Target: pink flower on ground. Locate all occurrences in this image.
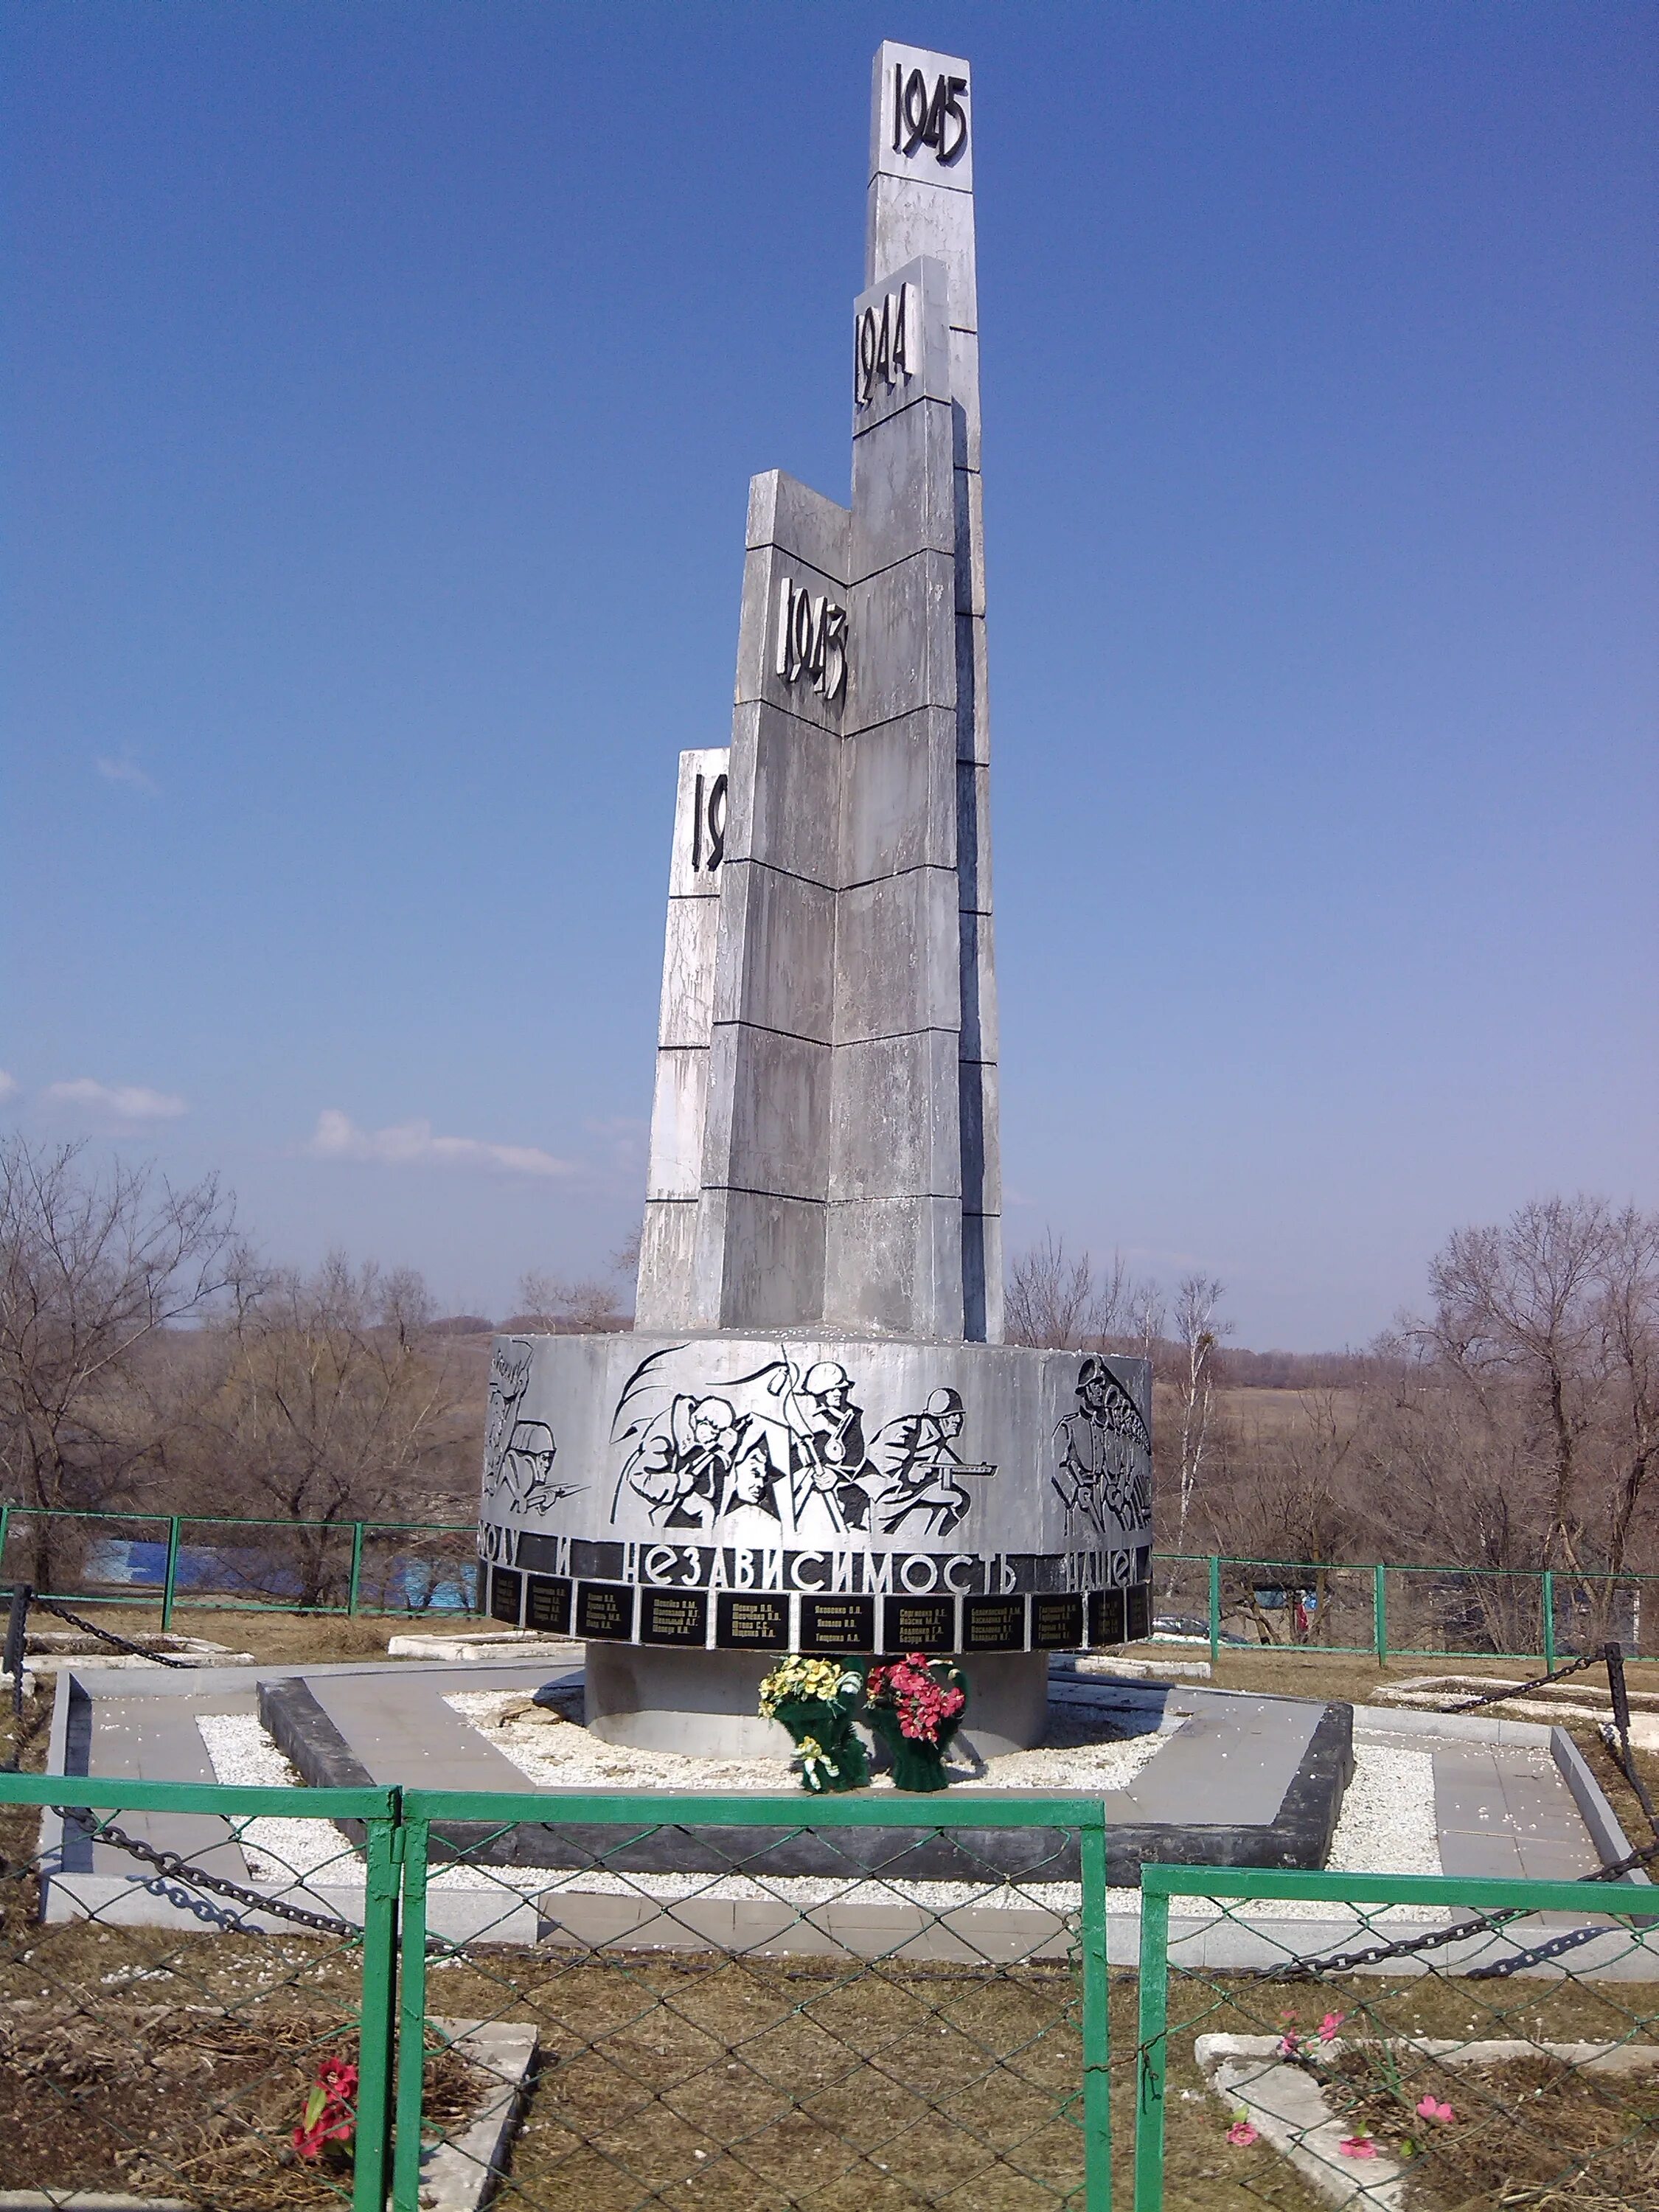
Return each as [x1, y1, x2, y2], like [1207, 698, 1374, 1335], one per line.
[1415, 2095, 1456, 2124]
[1276, 2031, 1304, 2059]
[1225, 2116, 1259, 2148]
[1317, 2011, 1346, 2042]
[1338, 2135, 1378, 2160]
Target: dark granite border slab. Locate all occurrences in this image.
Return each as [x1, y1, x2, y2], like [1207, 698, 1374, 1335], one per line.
[257, 1676, 378, 1846]
[257, 1671, 1354, 1885]
[1106, 1701, 1354, 1882]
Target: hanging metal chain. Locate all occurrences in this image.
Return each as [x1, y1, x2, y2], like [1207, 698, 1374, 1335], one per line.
[1269, 1641, 1659, 1981]
[27, 1592, 193, 1668]
[56, 1806, 364, 1939]
[1440, 1641, 1618, 1714]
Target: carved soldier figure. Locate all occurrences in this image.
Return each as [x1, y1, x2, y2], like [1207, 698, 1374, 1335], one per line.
[782, 1360, 875, 1537]
[872, 1388, 975, 1539]
[1052, 1357, 1152, 1543]
[490, 1418, 568, 1517]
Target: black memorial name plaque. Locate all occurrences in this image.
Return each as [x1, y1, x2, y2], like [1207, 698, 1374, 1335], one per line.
[639, 1587, 709, 1646]
[1030, 1593, 1085, 1651]
[1087, 1587, 1127, 1648]
[799, 1594, 876, 1655]
[961, 1596, 1028, 1652]
[1125, 1583, 1152, 1641]
[575, 1581, 637, 1642]
[880, 1596, 957, 1656]
[488, 1565, 524, 1627]
[717, 1592, 791, 1650]
[525, 1573, 573, 1636]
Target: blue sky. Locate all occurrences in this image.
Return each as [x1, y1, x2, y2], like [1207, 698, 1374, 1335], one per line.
[4, 3, 1655, 1349]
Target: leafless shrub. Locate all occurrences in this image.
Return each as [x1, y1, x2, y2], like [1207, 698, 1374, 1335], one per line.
[186, 1255, 466, 1605]
[0, 1136, 246, 1583]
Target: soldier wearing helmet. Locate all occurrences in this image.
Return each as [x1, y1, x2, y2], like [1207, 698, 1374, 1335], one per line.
[782, 1359, 874, 1535]
[1053, 1357, 1151, 1543]
[871, 1385, 985, 1539]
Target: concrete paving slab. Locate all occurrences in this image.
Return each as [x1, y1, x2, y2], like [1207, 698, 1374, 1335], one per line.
[66, 1690, 254, 1885]
[1433, 1742, 1601, 1882]
[301, 1671, 537, 1792]
[1110, 1697, 1322, 1826]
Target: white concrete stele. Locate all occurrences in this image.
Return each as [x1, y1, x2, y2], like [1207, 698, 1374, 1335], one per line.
[473, 46, 1155, 1739]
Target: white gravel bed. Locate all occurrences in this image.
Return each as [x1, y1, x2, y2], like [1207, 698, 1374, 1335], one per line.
[444, 1688, 1167, 1795]
[195, 1714, 359, 1885]
[1166, 1740, 1449, 1927]
[192, 1712, 543, 1893]
[1328, 1742, 1442, 1879]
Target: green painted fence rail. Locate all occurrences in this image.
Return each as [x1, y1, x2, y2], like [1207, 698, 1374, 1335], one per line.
[3, 1502, 1655, 1661]
[394, 1787, 1112, 2212]
[1131, 1861, 1659, 2212]
[8, 1771, 1659, 2205]
[1, 1770, 402, 2212]
[0, 1770, 1114, 2209]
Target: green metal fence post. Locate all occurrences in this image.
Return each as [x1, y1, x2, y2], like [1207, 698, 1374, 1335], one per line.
[392, 1812, 431, 2212]
[1133, 1874, 1171, 2212]
[0, 1502, 10, 1584]
[1543, 1568, 1557, 1670]
[1207, 1555, 1221, 1668]
[1374, 1562, 1388, 1666]
[1079, 1815, 1112, 2208]
[159, 1516, 181, 1631]
[347, 1522, 366, 1617]
[354, 1809, 403, 2212]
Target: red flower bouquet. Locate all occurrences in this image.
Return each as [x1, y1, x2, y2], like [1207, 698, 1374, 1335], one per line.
[293, 2053, 358, 2166]
[862, 1653, 968, 1792]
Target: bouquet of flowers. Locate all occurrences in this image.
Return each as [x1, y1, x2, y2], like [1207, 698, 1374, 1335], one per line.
[861, 1652, 967, 1792]
[758, 1655, 869, 1793]
[293, 2053, 358, 2166]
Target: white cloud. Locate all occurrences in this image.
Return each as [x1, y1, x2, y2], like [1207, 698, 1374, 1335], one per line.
[44, 1077, 187, 1121]
[95, 754, 158, 793]
[0, 1071, 17, 1103]
[306, 1109, 576, 1179]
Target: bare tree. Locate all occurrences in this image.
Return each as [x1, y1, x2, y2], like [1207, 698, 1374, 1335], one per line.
[0, 1138, 244, 1584]
[1599, 1204, 1659, 1579]
[1167, 1272, 1231, 1569]
[507, 1269, 623, 1332]
[1128, 1278, 1166, 1368]
[195, 1256, 463, 1606]
[1005, 1232, 1144, 1352]
[1415, 1195, 1659, 1580]
[610, 1222, 642, 1287]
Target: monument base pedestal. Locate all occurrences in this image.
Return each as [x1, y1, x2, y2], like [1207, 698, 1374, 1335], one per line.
[584, 1643, 1051, 1761]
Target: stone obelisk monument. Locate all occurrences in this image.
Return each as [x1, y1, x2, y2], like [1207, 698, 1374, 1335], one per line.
[478, 45, 1154, 1756]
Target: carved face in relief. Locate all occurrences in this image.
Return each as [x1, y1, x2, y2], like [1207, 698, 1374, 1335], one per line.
[802, 1361, 852, 1414]
[689, 1397, 737, 1453]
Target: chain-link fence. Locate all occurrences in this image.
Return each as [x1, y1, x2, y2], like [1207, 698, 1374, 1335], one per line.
[0, 1770, 400, 2212]
[4, 1505, 1657, 1660]
[1133, 1863, 1659, 2210]
[10, 1764, 1659, 2208]
[0, 1506, 482, 1625]
[392, 1787, 1114, 2212]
